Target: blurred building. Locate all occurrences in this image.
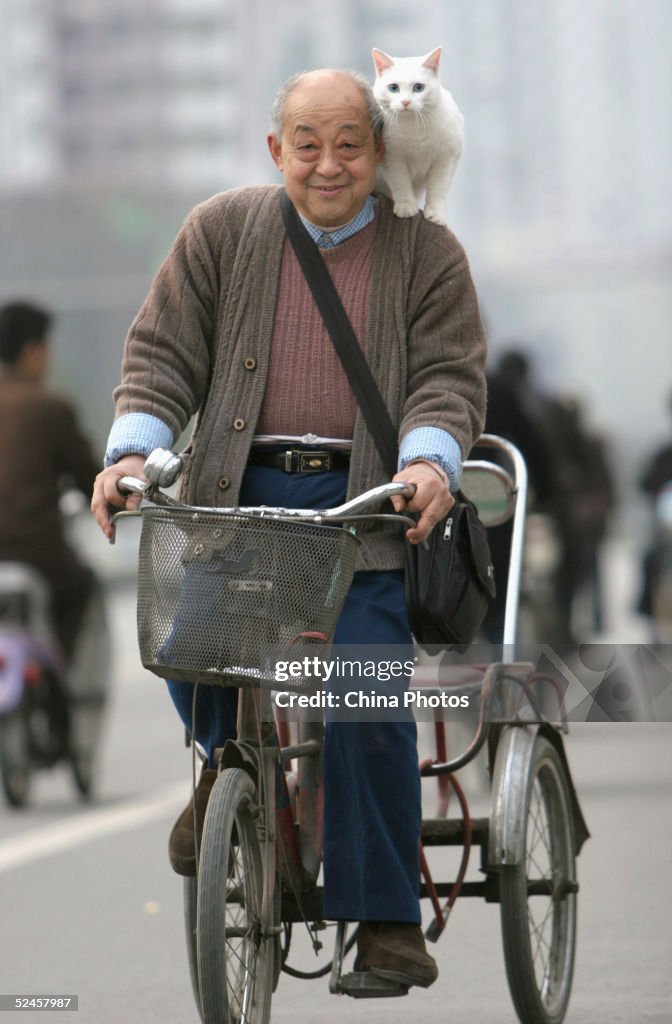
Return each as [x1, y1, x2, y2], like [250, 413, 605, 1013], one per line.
[2, 0, 670, 253]
[1, 0, 262, 188]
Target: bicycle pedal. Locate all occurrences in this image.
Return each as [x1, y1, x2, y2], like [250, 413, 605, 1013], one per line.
[339, 971, 409, 998]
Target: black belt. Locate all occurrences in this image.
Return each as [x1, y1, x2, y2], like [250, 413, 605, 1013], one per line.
[248, 448, 350, 473]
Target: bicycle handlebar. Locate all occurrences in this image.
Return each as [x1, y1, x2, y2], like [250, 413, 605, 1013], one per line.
[116, 476, 416, 522]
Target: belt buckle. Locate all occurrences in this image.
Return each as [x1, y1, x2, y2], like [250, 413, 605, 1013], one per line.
[299, 451, 331, 473]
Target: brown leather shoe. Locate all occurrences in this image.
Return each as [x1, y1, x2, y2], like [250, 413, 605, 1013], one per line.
[354, 921, 438, 989]
[168, 767, 217, 876]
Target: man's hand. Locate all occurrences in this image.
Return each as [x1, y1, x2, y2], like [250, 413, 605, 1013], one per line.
[91, 454, 148, 540]
[389, 460, 454, 544]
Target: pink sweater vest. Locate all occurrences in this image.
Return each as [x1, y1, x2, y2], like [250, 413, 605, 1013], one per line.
[256, 216, 378, 439]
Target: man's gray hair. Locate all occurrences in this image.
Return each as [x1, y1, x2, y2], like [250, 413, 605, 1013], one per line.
[270, 70, 383, 141]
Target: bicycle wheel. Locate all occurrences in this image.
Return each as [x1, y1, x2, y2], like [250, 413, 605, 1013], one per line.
[197, 767, 274, 1024]
[499, 735, 577, 1024]
[71, 749, 95, 800]
[183, 878, 204, 1023]
[0, 712, 31, 807]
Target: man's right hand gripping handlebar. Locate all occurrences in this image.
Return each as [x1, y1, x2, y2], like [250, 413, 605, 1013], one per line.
[91, 454, 148, 540]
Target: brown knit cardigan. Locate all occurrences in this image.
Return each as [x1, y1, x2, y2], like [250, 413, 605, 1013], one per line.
[114, 185, 487, 570]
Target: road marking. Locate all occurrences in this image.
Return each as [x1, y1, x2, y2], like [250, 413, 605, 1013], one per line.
[0, 781, 188, 874]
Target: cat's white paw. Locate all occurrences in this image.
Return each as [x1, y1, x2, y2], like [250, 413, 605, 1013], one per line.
[393, 200, 420, 219]
[424, 206, 447, 226]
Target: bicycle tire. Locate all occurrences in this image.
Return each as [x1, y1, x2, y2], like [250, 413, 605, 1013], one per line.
[499, 735, 577, 1024]
[183, 877, 204, 1023]
[197, 767, 274, 1024]
[0, 712, 31, 808]
[71, 750, 95, 800]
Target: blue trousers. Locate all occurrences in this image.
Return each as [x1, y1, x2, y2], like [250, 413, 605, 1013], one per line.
[167, 466, 421, 923]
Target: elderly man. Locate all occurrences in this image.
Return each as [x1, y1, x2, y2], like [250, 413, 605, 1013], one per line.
[92, 69, 486, 988]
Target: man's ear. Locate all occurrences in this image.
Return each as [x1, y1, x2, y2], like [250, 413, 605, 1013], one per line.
[267, 133, 283, 171]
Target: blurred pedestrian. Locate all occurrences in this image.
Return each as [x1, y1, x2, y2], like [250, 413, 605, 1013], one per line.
[481, 347, 614, 643]
[640, 391, 672, 500]
[558, 401, 615, 635]
[479, 348, 556, 643]
[0, 301, 99, 661]
[637, 390, 672, 632]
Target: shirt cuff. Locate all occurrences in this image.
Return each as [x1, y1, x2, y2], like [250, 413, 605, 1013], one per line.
[398, 427, 462, 492]
[104, 413, 174, 467]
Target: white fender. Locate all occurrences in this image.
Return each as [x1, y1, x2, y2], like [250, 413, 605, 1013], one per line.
[488, 724, 539, 866]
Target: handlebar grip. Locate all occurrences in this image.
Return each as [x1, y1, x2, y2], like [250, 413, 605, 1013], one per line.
[116, 476, 147, 497]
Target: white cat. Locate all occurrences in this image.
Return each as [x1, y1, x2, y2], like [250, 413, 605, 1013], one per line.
[372, 47, 464, 226]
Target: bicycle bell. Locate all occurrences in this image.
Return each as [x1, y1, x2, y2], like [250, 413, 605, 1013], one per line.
[143, 448, 184, 488]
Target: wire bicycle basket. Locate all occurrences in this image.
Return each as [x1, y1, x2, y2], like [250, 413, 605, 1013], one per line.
[136, 505, 359, 691]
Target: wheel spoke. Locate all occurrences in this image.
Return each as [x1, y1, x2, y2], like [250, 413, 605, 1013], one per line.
[529, 897, 554, 950]
[226, 937, 258, 1022]
[526, 781, 557, 992]
[528, 908, 552, 960]
[225, 837, 263, 1021]
[527, 847, 551, 883]
[528, 787, 545, 845]
[225, 942, 252, 1012]
[528, 815, 549, 872]
[526, 815, 553, 887]
[229, 861, 255, 893]
[527, 786, 552, 865]
[228, 970, 246, 1008]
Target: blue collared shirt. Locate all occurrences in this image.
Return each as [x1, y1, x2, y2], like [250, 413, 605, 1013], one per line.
[299, 195, 377, 249]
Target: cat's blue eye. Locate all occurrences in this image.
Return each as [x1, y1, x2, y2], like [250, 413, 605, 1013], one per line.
[413, 83, 425, 93]
[388, 83, 400, 93]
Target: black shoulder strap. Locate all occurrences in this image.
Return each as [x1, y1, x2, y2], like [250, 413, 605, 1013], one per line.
[279, 190, 398, 479]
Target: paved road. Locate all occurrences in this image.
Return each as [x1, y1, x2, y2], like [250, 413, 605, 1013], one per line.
[0, 583, 670, 1023]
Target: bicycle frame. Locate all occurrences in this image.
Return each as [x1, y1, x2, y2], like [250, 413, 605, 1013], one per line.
[227, 686, 324, 939]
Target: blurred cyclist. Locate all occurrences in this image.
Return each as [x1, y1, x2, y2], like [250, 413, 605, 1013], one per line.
[0, 301, 99, 662]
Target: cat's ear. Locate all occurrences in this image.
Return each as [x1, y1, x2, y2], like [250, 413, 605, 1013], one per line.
[372, 48, 394, 76]
[422, 47, 442, 74]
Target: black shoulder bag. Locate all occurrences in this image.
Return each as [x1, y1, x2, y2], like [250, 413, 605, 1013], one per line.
[279, 191, 495, 650]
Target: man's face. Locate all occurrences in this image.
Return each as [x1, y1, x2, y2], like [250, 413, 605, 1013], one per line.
[268, 72, 384, 229]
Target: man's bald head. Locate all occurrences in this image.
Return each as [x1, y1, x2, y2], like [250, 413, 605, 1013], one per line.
[270, 69, 382, 142]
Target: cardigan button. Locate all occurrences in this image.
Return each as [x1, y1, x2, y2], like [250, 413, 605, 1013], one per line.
[233, 418, 246, 431]
[243, 357, 257, 371]
[217, 476, 230, 490]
